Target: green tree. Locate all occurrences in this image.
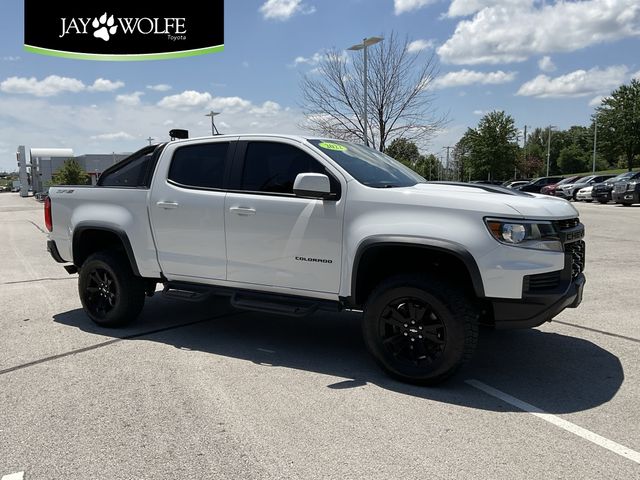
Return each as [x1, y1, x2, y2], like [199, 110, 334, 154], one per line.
[596, 79, 640, 171]
[385, 138, 420, 165]
[557, 145, 588, 173]
[461, 111, 519, 181]
[52, 159, 89, 185]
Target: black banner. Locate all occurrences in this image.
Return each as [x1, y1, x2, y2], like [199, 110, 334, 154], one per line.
[24, 1, 224, 60]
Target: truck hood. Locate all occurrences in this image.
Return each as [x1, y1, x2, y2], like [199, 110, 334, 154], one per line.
[403, 182, 579, 219]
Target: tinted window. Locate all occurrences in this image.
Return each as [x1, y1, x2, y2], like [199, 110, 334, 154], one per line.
[241, 142, 327, 194]
[308, 139, 423, 188]
[168, 143, 229, 189]
[100, 152, 153, 187]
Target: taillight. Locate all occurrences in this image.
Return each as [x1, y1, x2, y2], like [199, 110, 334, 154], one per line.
[44, 196, 53, 232]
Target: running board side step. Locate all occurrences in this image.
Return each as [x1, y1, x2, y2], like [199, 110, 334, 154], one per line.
[230, 292, 340, 317]
[162, 282, 214, 302]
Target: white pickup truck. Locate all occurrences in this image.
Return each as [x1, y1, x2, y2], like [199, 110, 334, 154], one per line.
[46, 134, 586, 384]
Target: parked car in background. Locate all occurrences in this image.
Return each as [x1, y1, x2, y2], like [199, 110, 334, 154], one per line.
[612, 171, 640, 206]
[540, 176, 582, 196]
[592, 171, 639, 204]
[576, 186, 594, 202]
[515, 176, 563, 193]
[504, 180, 530, 189]
[558, 174, 616, 201]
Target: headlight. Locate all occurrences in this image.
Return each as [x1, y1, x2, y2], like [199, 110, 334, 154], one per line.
[485, 218, 562, 251]
[628, 181, 638, 191]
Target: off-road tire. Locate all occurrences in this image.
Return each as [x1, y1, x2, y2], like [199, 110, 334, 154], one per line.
[78, 251, 145, 327]
[362, 275, 478, 385]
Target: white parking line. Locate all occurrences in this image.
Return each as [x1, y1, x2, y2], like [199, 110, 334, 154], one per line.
[2, 472, 24, 480]
[466, 379, 640, 465]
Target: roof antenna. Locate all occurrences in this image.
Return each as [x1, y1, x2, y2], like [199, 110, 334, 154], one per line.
[205, 110, 222, 135]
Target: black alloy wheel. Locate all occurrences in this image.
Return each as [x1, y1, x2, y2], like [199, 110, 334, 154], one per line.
[379, 297, 446, 367]
[84, 267, 118, 319]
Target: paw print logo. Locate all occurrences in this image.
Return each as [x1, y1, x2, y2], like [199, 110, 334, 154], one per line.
[92, 13, 117, 41]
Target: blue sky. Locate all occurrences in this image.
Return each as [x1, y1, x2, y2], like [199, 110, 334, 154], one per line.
[1, 0, 639, 171]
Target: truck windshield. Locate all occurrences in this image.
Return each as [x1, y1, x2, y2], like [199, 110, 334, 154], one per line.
[308, 139, 425, 188]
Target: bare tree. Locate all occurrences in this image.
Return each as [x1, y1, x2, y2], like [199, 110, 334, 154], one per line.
[299, 32, 446, 152]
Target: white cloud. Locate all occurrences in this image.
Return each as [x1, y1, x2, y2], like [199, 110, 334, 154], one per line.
[394, 0, 436, 15]
[438, 0, 640, 65]
[538, 56, 556, 73]
[589, 95, 605, 107]
[146, 84, 172, 92]
[407, 39, 435, 53]
[431, 69, 516, 89]
[88, 78, 124, 92]
[516, 66, 629, 98]
[293, 51, 324, 66]
[249, 101, 282, 116]
[633, 70, 640, 80]
[260, 0, 315, 20]
[2, 56, 20, 61]
[116, 91, 145, 106]
[0, 93, 304, 171]
[473, 109, 484, 115]
[0, 75, 85, 97]
[90, 132, 135, 141]
[446, 0, 527, 18]
[158, 90, 213, 110]
[209, 96, 252, 112]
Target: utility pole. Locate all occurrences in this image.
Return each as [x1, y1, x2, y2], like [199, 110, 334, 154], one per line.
[146, 137, 154, 146]
[445, 146, 451, 181]
[546, 125, 555, 177]
[592, 117, 598, 174]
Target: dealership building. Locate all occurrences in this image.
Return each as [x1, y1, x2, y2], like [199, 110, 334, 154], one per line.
[16, 145, 130, 197]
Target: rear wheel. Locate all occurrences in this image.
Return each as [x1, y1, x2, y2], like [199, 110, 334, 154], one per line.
[362, 275, 478, 385]
[78, 251, 145, 327]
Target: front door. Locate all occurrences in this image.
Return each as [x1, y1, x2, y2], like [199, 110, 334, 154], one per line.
[225, 139, 344, 293]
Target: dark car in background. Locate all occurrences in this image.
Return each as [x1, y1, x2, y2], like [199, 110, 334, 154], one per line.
[516, 176, 563, 193]
[557, 174, 616, 201]
[612, 171, 640, 206]
[540, 176, 582, 196]
[592, 171, 640, 204]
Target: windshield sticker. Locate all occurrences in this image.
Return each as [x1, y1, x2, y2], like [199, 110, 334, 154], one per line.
[318, 142, 347, 152]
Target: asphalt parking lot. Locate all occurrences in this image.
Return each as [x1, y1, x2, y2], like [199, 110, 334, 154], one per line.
[1, 193, 639, 479]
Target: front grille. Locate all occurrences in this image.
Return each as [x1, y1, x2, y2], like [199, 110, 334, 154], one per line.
[557, 218, 579, 229]
[565, 240, 586, 279]
[523, 270, 562, 292]
[614, 183, 627, 193]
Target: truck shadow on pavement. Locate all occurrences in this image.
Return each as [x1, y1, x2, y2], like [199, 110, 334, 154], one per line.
[54, 295, 624, 415]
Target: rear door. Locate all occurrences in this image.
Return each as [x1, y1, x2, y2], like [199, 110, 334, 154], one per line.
[224, 138, 345, 293]
[149, 138, 236, 280]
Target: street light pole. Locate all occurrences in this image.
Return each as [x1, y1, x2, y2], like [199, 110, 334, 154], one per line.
[348, 36, 383, 148]
[592, 117, 598, 174]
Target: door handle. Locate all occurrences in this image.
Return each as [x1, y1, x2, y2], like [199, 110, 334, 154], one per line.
[157, 201, 179, 209]
[229, 206, 256, 216]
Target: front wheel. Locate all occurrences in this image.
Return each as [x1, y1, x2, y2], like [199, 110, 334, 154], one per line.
[362, 275, 478, 385]
[78, 251, 145, 327]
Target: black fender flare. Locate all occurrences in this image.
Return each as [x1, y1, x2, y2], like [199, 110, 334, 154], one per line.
[72, 222, 141, 277]
[348, 236, 486, 304]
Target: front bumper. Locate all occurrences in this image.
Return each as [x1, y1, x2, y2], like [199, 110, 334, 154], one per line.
[612, 191, 639, 204]
[491, 273, 585, 329]
[592, 190, 612, 202]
